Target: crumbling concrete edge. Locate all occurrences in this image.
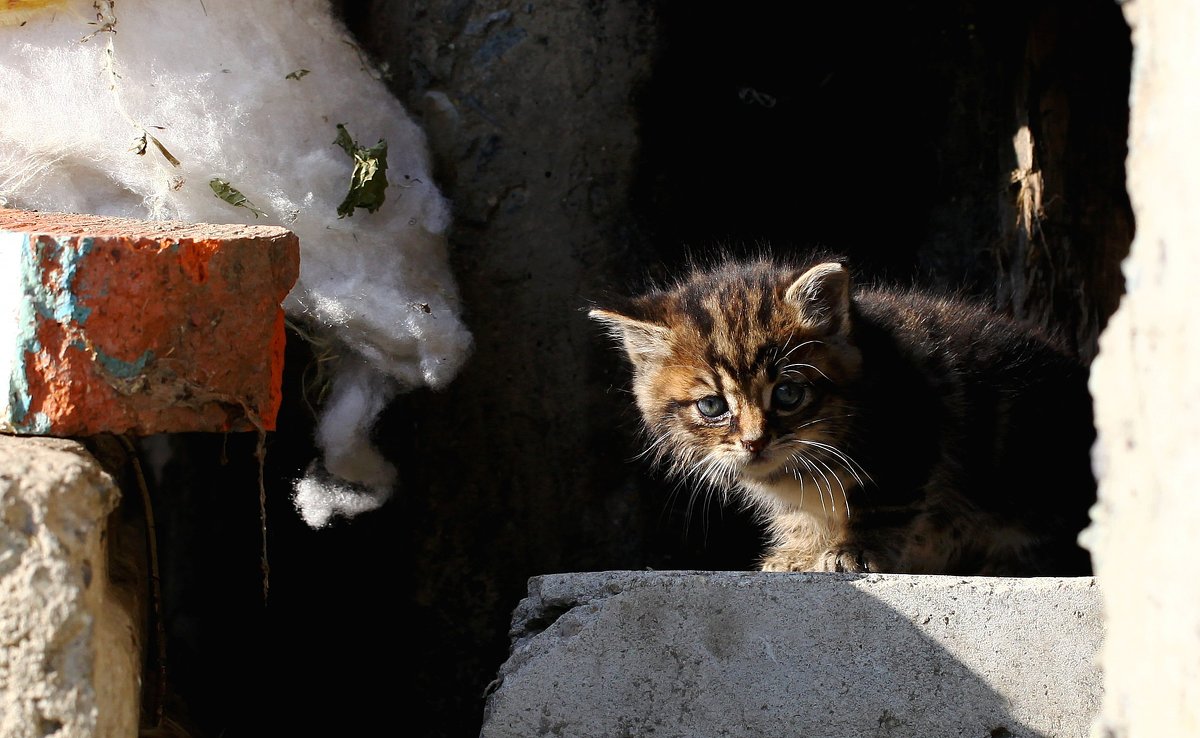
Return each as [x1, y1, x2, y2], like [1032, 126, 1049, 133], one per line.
[0, 435, 141, 738]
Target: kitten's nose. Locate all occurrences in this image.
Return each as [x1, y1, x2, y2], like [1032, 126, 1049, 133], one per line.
[742, 436, 768, 455]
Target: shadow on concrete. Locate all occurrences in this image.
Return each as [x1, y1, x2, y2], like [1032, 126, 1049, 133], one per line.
[479, 571, 1100, 738]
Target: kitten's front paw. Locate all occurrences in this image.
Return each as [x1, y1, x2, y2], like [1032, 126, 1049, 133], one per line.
[815, 545, 880, 573]
[760, 551, 818, 572]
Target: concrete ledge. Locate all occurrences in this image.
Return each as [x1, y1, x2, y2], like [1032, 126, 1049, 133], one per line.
[480, 571, 1102, 738]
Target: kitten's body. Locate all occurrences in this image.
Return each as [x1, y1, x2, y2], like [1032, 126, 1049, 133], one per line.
[591, 255, 1096, 575]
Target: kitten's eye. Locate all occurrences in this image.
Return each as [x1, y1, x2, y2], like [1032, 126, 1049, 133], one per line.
[696, 395, 729, 418]
[772, 382, 806, 411]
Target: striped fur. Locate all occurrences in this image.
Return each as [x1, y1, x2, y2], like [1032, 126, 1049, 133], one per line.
[591, 255, 1096, 575]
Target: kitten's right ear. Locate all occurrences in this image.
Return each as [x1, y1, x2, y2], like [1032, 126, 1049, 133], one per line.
[784, 262, 851, 335]
[588, 308, 672, 367]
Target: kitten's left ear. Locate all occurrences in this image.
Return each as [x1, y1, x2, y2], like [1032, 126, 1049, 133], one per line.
[784, 262, 851, 336]
[588, 308, 672, 368]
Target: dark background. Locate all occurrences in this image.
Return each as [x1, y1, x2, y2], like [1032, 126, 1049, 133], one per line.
[132, 2, 1133, 736]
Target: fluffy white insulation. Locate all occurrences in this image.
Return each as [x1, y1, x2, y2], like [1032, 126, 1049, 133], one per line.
[0, 1, 473, 527]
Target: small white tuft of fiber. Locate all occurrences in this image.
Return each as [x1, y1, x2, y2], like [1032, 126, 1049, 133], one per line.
[293, 462, 394, 529]
[314, 354, 399, 491]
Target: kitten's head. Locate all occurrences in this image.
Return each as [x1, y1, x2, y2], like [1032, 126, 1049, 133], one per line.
[590, 256, 866, 506]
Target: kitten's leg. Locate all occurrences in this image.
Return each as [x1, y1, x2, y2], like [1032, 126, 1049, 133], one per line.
[763, 539, 895, 573]
[758, 509, 900, 572]
[811, 510, 923, 573]
[760, 545, 821, 572]
[758, 509, 915, 573]
[758, 510, 834, 572]
[813, 545, 883, 573]
[822, 508, 995, 574]
[812, 539, 903, 573]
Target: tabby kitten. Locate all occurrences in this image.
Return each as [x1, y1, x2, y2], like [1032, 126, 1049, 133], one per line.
[590, 254, 1096, 576]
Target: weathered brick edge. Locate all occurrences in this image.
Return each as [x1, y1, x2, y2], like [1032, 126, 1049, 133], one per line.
[0, 208, 300, 435]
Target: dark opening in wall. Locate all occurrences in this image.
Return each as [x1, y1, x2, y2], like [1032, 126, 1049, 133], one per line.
[631, 0, 1133, 360]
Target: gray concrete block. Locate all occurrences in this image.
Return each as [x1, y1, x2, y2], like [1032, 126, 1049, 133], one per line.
[480, 571, 1101, 738]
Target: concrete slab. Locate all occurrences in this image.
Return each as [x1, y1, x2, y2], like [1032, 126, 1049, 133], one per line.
[480, 571, 1101, 738]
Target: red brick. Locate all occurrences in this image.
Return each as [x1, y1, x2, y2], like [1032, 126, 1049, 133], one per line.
[1, 209, 299, 435]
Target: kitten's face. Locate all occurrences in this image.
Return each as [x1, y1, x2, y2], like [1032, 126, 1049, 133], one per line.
[592, 259, 865, 503]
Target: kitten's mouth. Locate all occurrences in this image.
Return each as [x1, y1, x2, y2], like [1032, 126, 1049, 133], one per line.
[740, 451, 787, 479]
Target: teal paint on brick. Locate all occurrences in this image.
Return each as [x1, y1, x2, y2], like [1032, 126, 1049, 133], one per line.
[17, 410, 51, 434]
[9, 233, 41, 431]
[67, 338, 155, 380]
[7, 234, 98, 433]
[96, 347, 155, 379]
[26, 235, 94, 324]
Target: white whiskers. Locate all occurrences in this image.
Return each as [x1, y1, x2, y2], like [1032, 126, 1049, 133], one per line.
[776, 425, 871, 519]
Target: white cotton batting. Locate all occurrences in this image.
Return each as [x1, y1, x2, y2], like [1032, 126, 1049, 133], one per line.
[0, 0, 473, 526]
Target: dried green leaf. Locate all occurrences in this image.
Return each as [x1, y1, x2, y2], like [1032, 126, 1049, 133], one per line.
[332, 124, 356, 157]
[209, 177, 266, 218]
[332, 123, 389, 218]
[285, 68, 311, 80]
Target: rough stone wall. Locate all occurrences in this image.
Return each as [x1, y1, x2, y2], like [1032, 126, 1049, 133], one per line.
[0, 437, 140, 738]
[1082, 1, 1200, 735]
